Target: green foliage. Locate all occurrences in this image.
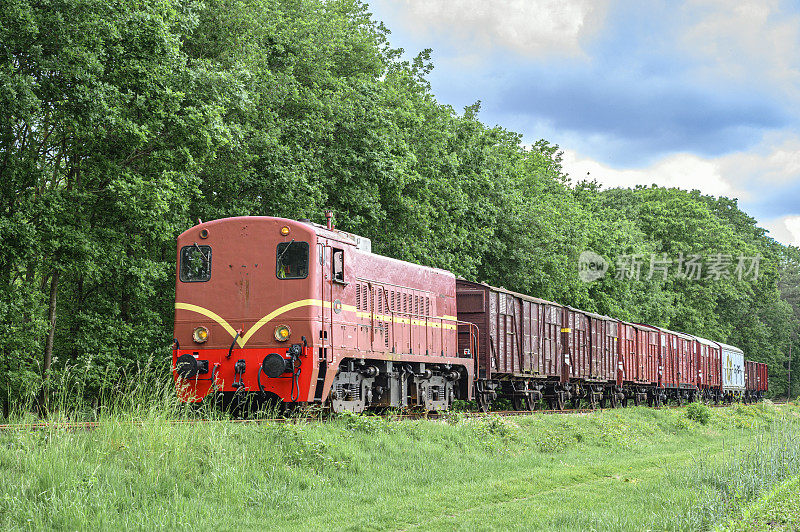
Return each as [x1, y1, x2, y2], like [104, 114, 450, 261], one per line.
[686, 402, 711, 425]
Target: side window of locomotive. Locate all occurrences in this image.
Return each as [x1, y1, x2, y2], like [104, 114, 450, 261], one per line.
[180, 245, 212, 282]
[332, 248, 345, 283]
[276, 241, 309, 279]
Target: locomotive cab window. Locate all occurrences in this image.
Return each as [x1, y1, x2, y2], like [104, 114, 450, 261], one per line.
[180, 245, 212, 282]
[276, 241, 309, 279]
[332, 248, 345, 283]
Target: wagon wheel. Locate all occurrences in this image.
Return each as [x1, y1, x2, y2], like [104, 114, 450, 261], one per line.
[610, 393, 619, 409]
[573, 397, 581, 410]
[512, 395, 527, 411]
[622, 396, 629, 408]
[589, 394, 598, 410]
[655, 394, 664, 408]
[476, 393, 491, 413]
[549, 393, 566, 411]
[599, 396, 609, 409]
[677, 394, 684, 406]
[633, 394, 641, 407]
[528, 397, 537, 412]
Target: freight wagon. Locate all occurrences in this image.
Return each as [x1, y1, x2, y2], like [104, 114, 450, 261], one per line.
[744, 360, 769, 402]
[718, 342, 745, 402]
[455, 280, 564, 411]
[693, 336, 722, 403]
[619, 322, 661, 406]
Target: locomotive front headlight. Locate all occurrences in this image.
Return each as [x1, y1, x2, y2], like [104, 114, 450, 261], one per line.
[192, 326, 209, 343]
[274, 324, 291, 342]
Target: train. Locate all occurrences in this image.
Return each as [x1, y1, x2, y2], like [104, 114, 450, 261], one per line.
[172, 215, 768, 412]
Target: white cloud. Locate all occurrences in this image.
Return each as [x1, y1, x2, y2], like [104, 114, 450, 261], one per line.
[561, 132, 800, 246]
[373, 0, 609, 57]
[681, 0, 800, 94]
[761, 215, 800, 246]
[562, 131, 800, 197]
[561, 149, 741, 198]
[716, 133, 800, 186]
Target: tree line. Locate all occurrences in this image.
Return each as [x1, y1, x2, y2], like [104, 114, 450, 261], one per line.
[1, 0, 797, 415]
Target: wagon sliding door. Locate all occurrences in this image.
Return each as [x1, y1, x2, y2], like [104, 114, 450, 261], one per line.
[542, 304, 561, 377]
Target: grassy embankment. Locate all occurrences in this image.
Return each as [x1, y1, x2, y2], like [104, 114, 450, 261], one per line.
[1, 392, 799, 530]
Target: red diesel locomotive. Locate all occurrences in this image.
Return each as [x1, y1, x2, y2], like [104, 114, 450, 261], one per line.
[172, 215, 477, 412]
[173, 215, 768, 411]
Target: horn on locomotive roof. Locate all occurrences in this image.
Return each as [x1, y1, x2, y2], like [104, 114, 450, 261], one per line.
[325, 210, 334, 230]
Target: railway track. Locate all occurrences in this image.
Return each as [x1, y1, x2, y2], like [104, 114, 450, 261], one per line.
[0, 400, 787, 432]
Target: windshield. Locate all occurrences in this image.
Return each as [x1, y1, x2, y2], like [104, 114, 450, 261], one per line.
[276, 241, 309, 279]
[180, 245, 212, 282]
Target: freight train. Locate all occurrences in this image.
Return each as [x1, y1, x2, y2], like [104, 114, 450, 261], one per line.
[172, 215, 768, 412]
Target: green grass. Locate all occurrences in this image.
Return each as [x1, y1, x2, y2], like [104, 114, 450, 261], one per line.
[722, 476, 800, 531]
[1, 400, 799, 530]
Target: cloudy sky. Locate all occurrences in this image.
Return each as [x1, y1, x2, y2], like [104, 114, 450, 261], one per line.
[368, 0, 800, 246]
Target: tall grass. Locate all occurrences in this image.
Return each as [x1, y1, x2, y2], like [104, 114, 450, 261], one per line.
[670, 402, 800, 529]
[2, 377, 799, 530]
[2, 355, 231, 425]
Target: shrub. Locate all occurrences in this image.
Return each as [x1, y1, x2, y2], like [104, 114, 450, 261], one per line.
[686, 402, 711, 425]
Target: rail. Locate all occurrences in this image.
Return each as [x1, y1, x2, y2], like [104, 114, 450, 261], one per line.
[0, 401, 787, 432]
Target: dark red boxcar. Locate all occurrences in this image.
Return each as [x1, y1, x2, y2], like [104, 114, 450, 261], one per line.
[456, 280, 563, 381]
[619, 322, 659, 385]
[693, 335, 721, 392]
[635, 324, 662, 386]
[745, 360, 757, 392]
[657, 328, 698, 397]
[744, 360, 768, 402]
[564, 308, 616, 383]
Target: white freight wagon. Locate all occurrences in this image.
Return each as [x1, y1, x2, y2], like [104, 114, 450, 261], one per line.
[717, 341, 745, 401]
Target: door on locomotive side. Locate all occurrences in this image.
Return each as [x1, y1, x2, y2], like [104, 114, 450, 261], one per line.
[320, 239, 350, 361]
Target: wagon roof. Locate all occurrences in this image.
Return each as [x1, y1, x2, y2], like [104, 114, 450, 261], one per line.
[566, 306, 616, 321]
[716, 341, 744, 354]
[456, 279, 563, 307]
[691, 335, 719, 347]
[630, 322, 661, 332]
[653, 326, 694, 340]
